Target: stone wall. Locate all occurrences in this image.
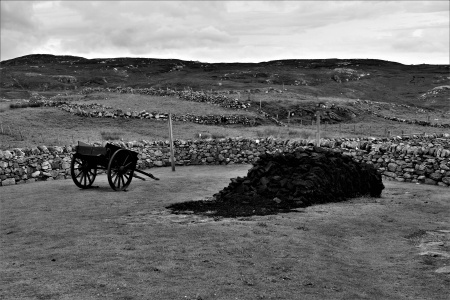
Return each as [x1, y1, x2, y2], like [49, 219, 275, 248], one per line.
[1, 134, 449, 187]
[41, 99, 258, 126]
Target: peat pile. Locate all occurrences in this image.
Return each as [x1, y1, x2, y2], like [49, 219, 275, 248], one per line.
[168, 147, 384, 217]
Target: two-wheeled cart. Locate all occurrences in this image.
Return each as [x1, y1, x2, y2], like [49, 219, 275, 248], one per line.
[71, 142, 159, 191]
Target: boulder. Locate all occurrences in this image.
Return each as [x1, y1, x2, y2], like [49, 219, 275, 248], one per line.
[1, 178, 15, 186]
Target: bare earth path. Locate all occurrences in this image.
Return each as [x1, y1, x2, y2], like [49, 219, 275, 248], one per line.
[1, 165, 449, 300]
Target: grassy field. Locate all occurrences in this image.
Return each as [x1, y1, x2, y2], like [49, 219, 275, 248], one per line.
[1, 94, 449, 150]
[71, 93, 258, 117]
[1, 165, 449, 300]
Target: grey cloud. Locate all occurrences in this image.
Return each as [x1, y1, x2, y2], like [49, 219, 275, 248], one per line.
[0, 1, 37, 31]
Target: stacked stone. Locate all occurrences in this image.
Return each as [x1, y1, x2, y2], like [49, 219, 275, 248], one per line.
[1, 135, 449, 187]
[79, 86, 251, 110]
[214, 147, 384, 208]
[257, 109, 287, 127]
[353, 99, 450, 128]
[0, 145, 73, 186]
[367, 141, 450, 186]
[40, 99, 256, 126]
[367, 111, 450, 128]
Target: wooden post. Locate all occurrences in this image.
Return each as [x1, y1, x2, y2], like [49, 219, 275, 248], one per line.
[369, 126, 371, 136]
[8, 126, 13, 136]
[168, 113, 175, 171]
[287, 111, 290, 127]
[19, 129, 23, 141]
[0, 123, 3, 134]
[339, 123, 342, 137]
[259, 99, 261, 110]
[316, 111, 321, 147]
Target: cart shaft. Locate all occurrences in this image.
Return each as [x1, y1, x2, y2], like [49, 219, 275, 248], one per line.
[134, 169, 160, 180]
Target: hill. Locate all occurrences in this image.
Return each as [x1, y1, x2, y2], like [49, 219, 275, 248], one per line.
[0, 54, 449, 150]
[1, 54, 449, 111]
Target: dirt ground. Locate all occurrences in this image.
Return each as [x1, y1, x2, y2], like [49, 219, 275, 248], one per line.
[1, 165, 449, 300]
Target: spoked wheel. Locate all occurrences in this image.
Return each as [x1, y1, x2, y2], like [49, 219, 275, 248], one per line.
[71, 155, 97, 189]
[107, 149, 136, 191]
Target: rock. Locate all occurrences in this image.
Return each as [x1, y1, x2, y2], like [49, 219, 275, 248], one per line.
[37, 145, 49, 153]
[435, 266, 450, 274]
[387, 163, 397, 172]
[273, 197, 282, 204]
[3, 151, 12, 159]
[154, 161, 163, 167]
[442, 177, 450, 185]
[31, 171, 41, 178]
[12, 148, 25, 156]
[1, 178, 15, 186]
[383, 171, 397, 178]
[429, 172, 442, 181]
[424, 178, 436, 185]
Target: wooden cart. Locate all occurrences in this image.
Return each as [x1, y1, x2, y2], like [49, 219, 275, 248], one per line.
[71, 142, 159, 191]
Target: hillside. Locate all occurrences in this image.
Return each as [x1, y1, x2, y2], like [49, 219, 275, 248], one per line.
[1, 54, 449, 150]
[1, 54, 449, 111]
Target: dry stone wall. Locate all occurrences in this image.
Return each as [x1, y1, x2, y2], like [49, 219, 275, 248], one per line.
[32, 98, 257, 126]
[80, 86, 251, 110]
[1, 134, 449, 187]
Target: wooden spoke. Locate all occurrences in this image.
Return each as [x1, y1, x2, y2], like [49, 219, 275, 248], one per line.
[70, 155, 97, 189]
[107, 149, 136, 191]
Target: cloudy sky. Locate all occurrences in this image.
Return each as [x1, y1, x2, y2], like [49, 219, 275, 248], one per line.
[1, 1, 449, 64]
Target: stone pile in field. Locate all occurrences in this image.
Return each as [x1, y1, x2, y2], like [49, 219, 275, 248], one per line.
[214, 147, 384, 208]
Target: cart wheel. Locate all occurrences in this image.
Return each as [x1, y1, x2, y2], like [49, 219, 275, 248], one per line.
[107, 149, 136, 191]
[71, 155, 97, 189]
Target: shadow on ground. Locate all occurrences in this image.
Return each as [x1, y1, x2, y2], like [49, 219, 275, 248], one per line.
[166, 196, 305, 218]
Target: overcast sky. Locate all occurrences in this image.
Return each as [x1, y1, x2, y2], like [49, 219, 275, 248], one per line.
[1, 1, 449, 64]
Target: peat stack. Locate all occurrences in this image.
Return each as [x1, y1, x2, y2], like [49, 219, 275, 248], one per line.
[214, 147, 384, 208]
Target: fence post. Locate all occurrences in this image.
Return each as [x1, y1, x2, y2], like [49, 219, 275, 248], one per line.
[316, 111, 321, 147]
[339, 123, 342, 137]
[168, 113, 175, 172]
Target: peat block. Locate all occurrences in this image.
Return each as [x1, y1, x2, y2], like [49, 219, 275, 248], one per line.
[214, 147, 384, 207]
